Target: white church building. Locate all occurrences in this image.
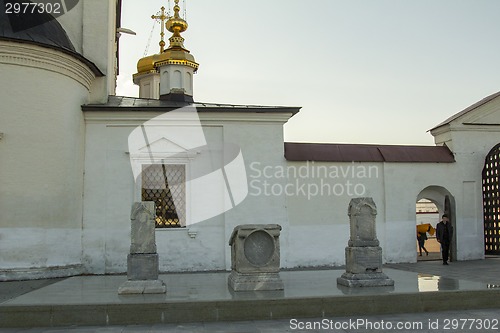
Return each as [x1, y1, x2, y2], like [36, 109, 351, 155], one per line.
[1, 0, 499, 280]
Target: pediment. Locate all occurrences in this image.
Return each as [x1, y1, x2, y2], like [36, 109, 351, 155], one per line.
[462, 107, 500, 125]
[138, 137, 188, 154]
[431, 91, 500, 132]
[459, 94, 500, 125]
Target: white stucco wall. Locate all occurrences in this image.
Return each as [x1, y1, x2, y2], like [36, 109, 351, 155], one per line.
[82, 121, 228, 274]
[159, 65, 195, 97]
[283, 161, 384, 268]
[284, 158, 485, 267]
[82, 111, 291, 274]
[382, 163, 459, 262]
[54, 0, 118, 102]
[81, 105, 491, 275]
[0, 42, 94, 279]
[83, 0, 117, 100]
[431, 98, 500, 260]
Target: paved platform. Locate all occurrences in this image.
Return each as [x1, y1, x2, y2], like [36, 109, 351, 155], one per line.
[1, 308, 499, 332]
[1, 258, 500, 331]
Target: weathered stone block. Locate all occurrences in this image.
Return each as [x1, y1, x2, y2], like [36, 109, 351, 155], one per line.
[130, 202, 157, 254]
[118, 202, 166, 294]
[337, 197, 394, 288]
[228, 272, 284, 291]
[337, 272, 394, 287]
[347, 197, 380, 247]
[345, 246, 383, 274]
[127, 253, 159, 281]
[118, 280, 166, 294]
[228, 224, 283, 291]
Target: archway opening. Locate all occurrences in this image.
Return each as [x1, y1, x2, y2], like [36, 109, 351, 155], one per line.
[416, 186, 456, 262]
[416, 199, 440, 261]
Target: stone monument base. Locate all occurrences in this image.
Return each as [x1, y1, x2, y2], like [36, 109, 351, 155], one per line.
[118, 280, 166, 295]
[344, 246, 383, 273]
[337, 272, 394, 287]
[228, 271, 284, 291]
[337, 198, 394, 288]
[127, 253, 159, 280]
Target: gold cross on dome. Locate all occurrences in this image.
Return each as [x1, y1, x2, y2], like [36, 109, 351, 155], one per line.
[151, 6, 168, 53]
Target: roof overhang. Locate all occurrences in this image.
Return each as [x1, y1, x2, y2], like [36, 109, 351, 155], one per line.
[83, 96, 301, 115]
[285, 142, 455, 163]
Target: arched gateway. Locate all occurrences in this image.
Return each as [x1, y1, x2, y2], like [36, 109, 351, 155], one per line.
[483, 143, 500, 255]
[417, 186, 456, 261]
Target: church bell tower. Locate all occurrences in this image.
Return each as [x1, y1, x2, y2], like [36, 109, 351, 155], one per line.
[133, 0, 198, 102]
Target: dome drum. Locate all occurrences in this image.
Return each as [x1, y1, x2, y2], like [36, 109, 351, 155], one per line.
[134, 0, 198, 100]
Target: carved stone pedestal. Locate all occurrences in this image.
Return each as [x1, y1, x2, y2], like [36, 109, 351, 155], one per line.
[118, 202, 166, 295]
[228, 224, 284, 291]
[127, 253, 159, 280]
[337, 246, 394, 287]
[337, 198, 394, 288]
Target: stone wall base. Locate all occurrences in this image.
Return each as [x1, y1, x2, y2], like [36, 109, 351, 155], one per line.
[0, 264, 83, 281]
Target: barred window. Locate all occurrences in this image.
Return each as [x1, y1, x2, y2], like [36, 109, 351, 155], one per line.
[141, 164, 186, 228]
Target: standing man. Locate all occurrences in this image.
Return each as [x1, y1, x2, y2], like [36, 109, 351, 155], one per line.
[436, 214, 453, 265]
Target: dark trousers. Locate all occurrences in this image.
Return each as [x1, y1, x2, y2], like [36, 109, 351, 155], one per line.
[441, 242, 450, 263]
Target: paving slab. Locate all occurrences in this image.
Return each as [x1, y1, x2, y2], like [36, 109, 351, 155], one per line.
[2, 309, 500, 332]
[1, 258, 500, 330]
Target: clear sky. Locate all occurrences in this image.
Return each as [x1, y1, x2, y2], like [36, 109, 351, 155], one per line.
[116, 0, 500, 145]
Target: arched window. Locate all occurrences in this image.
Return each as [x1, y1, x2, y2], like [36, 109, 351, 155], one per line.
[162, 70, 169, 91]
[482, 143, 500, 255]
[186, 72, 192, 93]
[173, 70, 182, 89]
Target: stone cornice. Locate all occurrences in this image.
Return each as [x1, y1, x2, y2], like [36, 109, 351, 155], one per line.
[83, 111, 294, 125]
[0, 40, 96, 90]
[132, 70, 159, 83]
[429, 124, 451, 137]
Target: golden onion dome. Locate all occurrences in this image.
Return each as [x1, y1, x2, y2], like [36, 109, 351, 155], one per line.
[154, 49, 198, 70]
[136, 54, 157, 73]
[166, 18, 188, 34]
[135, 48, 198, 76]
[166, 7, 188, 35]
[134, 0, 199, 77]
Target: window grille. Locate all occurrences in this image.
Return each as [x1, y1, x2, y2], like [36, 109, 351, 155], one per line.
[483, 144, 500, 255]
[142, 164, 186, 228]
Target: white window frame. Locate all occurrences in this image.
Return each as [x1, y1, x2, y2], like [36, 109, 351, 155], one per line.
[131, 153, 194, 229]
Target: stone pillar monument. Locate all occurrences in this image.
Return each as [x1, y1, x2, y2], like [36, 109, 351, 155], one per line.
[337, 197, 394, 287]
[228, 224, 284, 291]
[118, 202, 166, 294]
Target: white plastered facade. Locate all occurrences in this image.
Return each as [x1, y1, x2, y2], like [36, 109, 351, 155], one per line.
[0, 0, 118, 280]
[77, 97, 498, 275]
[0, 1, 499, 279]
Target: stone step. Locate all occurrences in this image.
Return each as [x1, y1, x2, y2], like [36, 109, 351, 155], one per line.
[1, 269, 500, 328]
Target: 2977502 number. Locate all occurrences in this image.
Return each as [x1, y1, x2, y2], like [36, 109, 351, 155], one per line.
[5, 2, 62, 14]
[443, 318, 499, 330]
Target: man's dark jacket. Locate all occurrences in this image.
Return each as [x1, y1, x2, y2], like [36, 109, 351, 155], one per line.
[436, 221, 453, 244]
